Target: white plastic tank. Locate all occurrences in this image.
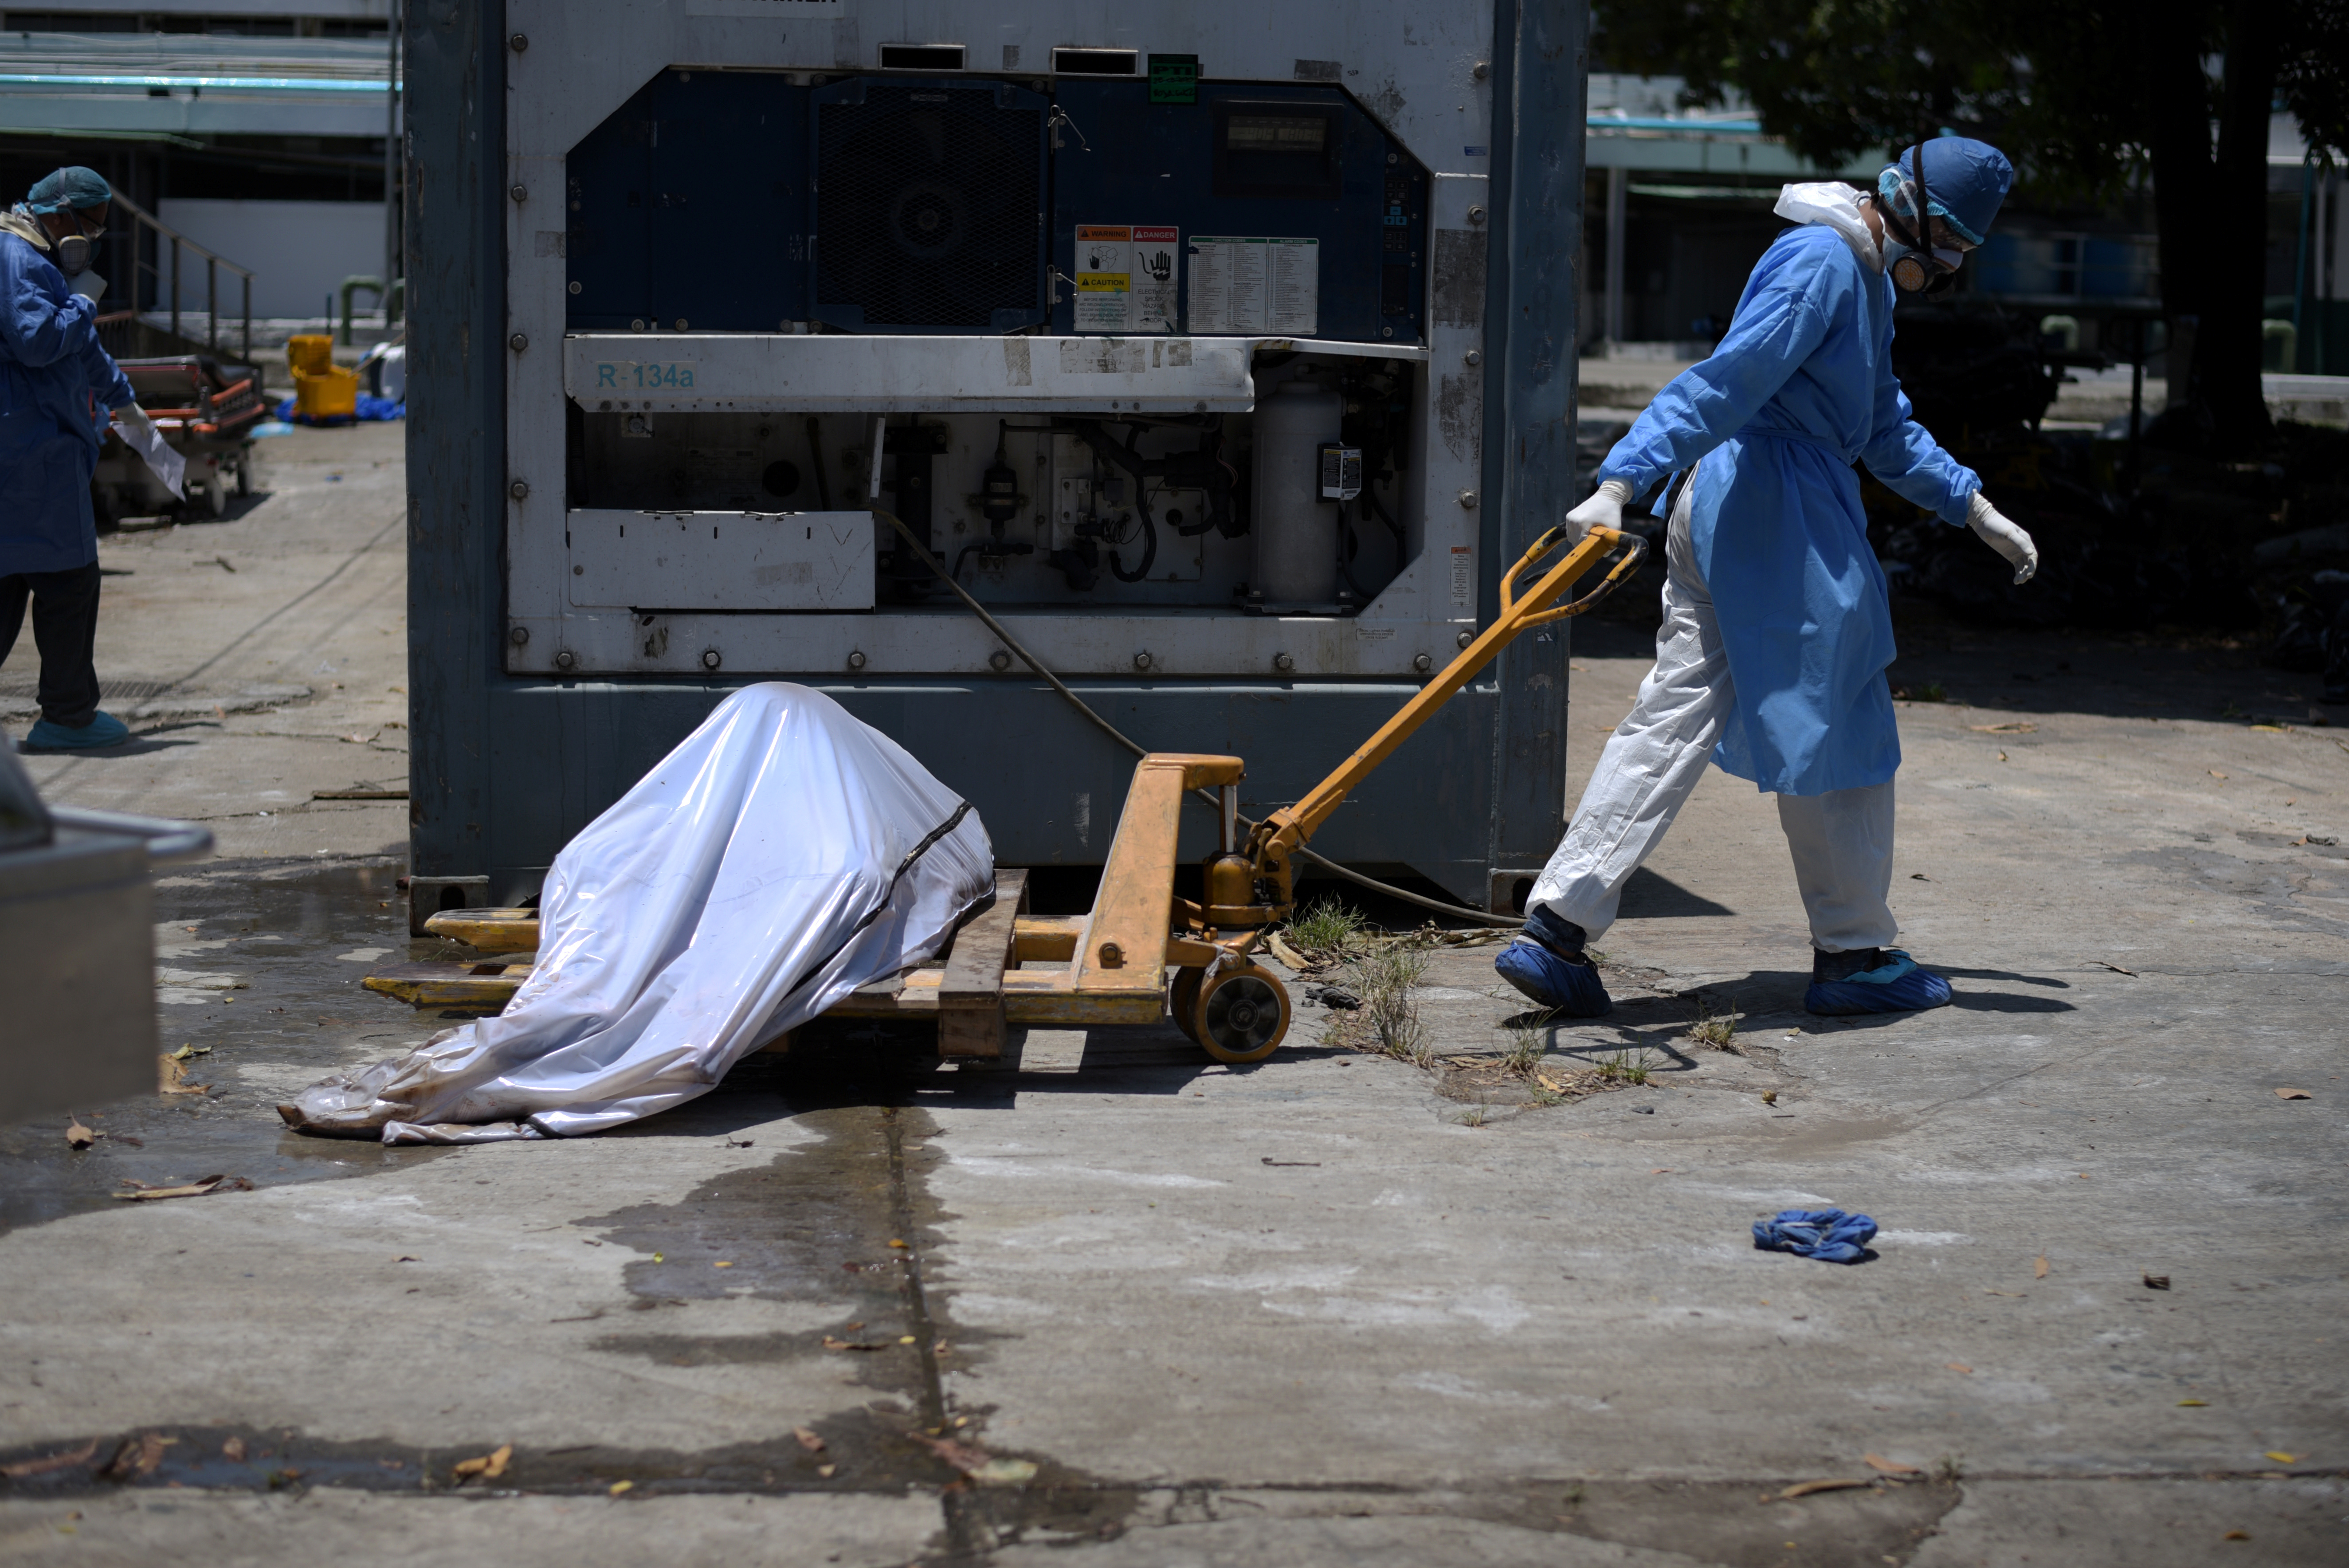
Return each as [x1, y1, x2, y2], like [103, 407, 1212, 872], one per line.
[1250, 379, 1343, 604]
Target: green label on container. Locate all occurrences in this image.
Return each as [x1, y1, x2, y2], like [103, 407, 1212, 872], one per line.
[1149, 54, 1199, 105]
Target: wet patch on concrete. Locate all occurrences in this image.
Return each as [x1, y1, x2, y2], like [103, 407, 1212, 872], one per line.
[0, 857, 450, 1238]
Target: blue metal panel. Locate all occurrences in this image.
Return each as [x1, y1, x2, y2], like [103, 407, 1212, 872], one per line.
[566, 69, 812, 333]
[475, 679, 1498, 906]
[1048, 79, 1426, 344]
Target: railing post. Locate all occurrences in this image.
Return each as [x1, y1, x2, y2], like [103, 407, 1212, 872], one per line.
[242, 273, 251, 364]
[207, 256, 218, 351]
[170, 235, 181, 340]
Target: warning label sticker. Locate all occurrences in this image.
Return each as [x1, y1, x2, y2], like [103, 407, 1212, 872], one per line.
[1450, 545, 1473, 610]
[1074, 224, 1180, 334]
[1187, 236, 1318, 336]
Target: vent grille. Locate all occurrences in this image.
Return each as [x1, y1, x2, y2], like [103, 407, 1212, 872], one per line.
[814, 81, 1043, 330]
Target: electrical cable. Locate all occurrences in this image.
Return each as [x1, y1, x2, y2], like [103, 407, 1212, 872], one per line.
[868, 506, 1525, 929]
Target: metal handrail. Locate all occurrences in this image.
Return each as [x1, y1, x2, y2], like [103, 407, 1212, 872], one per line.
[106, 191, 255, 362]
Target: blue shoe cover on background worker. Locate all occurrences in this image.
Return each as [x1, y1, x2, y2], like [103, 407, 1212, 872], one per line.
[24, 710, 127, 750]
[1494, 905, 1612, 1017]
[1510, 136, 2029, 1015]
[1803, 946, 1952, 1016]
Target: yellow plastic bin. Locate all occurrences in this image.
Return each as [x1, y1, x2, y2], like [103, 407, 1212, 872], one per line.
[293, 365, 360, 422]
[286, 333, 336, 377]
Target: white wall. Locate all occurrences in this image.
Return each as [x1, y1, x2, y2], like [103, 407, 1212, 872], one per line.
[155, 199, 391, 321]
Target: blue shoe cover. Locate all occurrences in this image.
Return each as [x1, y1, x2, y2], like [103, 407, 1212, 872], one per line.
[1804, 949, 1952, 1016]
[1494, 909, 1612, 1017]
[25, 711, 129, 750]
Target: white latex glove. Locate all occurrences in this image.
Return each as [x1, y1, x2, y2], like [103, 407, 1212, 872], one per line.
[112, 404, 153, 438]
[1967, 490, 2037, 585]
[1564, 478, 1634, 544]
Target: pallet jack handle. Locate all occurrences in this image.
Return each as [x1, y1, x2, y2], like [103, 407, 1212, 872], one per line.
[1247, 523, 1647, 887]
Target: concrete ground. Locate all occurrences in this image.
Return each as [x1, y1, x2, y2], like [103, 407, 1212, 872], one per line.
[1, 425, 2345, 1566]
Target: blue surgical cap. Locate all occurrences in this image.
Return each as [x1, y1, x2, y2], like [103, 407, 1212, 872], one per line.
[1879, 138, 2013, 247]
[26, 166, 112, 215]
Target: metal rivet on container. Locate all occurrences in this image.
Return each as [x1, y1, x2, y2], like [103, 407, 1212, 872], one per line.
[1471, 60, 1490, 79]
[569, 280, 582, 294]
[1413, 653, 1434, 673]
[631, 318, 645, 331]
[988, 650, 1012, 671]
[510, 479, 530, 500]
[1133, 651, 1153, 671]
[554, 650, 576, 670]
[846, 650, 867, 670]
[674, 319, 687, 331]
[1456, 629, 1474, 649]
[510, 183, 527, 203]
[508, 333, 527, 352]
[1457, 489, 1478, 509]
[1380, 326, 1394, 338]
[509, 32, 528, 51]
[571, 564, 582, 575]
[1467, 205, 1486, 225]
[1464, 349, 1482, 366]
[701, 649, 722, 670]
[1273, 651, 1295, 672]
[509, 625, 529, 646]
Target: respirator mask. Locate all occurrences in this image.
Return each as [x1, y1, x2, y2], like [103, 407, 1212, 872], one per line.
[1876, 149, 1966, 297]
[53, 216, 106, 302]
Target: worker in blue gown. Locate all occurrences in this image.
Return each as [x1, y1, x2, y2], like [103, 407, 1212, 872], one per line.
[1497, 138, 2039, 1018]
[2, 165, 143, 751]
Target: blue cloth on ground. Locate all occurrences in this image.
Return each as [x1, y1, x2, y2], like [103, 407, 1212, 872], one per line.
[273, 393, 404, 425]
[0, 229, 135, 575]
[1804, 949, 1953, 1016]
[1596, 223, 1982, 796]
[1753, 1208, 1877, 1263]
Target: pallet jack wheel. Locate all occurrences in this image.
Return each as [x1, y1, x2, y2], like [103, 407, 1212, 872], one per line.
[1190, 960, 1290, 1064]
[1169, 965, 1205, 1043]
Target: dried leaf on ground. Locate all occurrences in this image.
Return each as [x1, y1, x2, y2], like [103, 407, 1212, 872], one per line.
[0, 1439, 98, 1478]
[2177, 1399, 2208, 1407]
[2034, 1255, 2050, 1279]
[2094, 960, 2137, 976]
[1945, 1363, 1973, 1374]
[816, 1463, 837, 1478]
[821, 1336, 887, 1352]
[100, 1433, 173, 1480]
[908, 1432, 992, 1473]
[65, 1119, 96, 1149]
[2143, 1273, 2172, 1290]
[608, 1479, 633, 1497]
[2274, 1088, 2311, 1100]
[157, 1056, 210, 1095]
[221, 1436, 246, 1462]
[451, 1443, 512, 1482]
[113, 1174, 252, 1201]
[1264, 932, 1310, 971]
[792, 1427, 827, 1454]
[2208, 769, 2227, 780]
[1766, 1478, 1871, 1501]
[1863, 1454, 1923, 1475]
[2265, 1451, 2298, 1464]
[969, 1458, 1038, 1486]
[166, 1043, 211, 1062]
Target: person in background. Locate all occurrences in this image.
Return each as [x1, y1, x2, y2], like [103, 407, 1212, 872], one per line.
[1496, 138, 2038, 1019]
[1, 165, 145, 751]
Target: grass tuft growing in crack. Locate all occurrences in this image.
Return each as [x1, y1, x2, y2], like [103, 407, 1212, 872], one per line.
[1344, 944, 1432, 1067]
[1286, 898, 1368, 960]
[1595, 1048, 1655, 1087]
[1688, 999, 1742, 1054]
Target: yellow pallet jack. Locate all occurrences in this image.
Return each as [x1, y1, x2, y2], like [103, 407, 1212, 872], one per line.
[367, 524, 1644, 1064]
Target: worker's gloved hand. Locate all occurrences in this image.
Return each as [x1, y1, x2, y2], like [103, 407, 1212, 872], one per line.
[1967, 491, 2037, 585]
[1564, 478, 1635, 545]
[111, 404, 154, 438]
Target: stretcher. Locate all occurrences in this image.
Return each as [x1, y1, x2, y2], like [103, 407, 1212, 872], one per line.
[366, 524, 1644, 1063]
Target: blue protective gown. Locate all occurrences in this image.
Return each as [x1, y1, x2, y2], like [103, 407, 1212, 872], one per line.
[0, 226, 135, 576]
[1596, 223, 1979, 796]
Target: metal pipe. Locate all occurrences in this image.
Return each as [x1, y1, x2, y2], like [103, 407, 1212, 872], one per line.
[384, 0, 402, 317]
[1604, 165, 1626, 348]
[1220, 785, 1237, 855]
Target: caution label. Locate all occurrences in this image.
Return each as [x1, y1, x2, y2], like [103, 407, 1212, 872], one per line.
[1074, 224, 1180, 334]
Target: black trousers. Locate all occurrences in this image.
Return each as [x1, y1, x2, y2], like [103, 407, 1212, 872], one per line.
[0, 561, 102, 728]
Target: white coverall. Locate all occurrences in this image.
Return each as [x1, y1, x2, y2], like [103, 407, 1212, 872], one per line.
[1527, 476, 1898, 953]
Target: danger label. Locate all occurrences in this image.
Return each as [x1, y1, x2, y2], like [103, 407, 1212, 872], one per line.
[1074, 224, 1179, 334]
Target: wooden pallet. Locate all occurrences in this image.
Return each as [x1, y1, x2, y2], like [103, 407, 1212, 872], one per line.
[367, 870, 1101, 1058]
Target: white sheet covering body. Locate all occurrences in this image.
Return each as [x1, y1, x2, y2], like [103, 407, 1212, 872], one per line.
[284, 683, 993, 1141]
